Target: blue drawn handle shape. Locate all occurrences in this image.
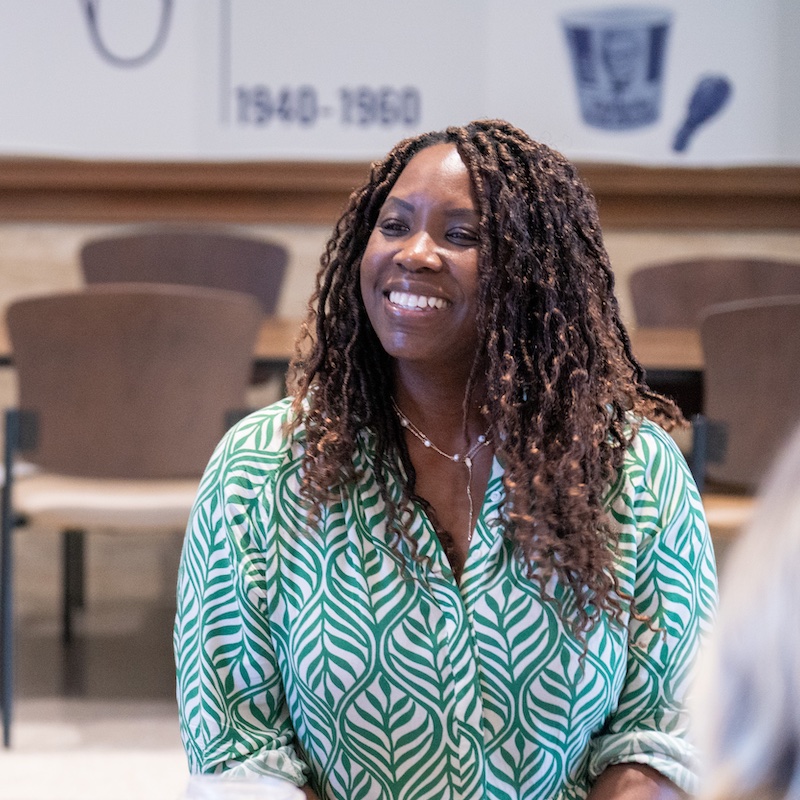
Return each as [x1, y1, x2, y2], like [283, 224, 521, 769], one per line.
[80, 0, 173, 68]
[673, 75, 733, 152]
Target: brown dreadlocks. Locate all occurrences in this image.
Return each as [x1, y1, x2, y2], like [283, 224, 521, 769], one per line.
[290, 119, 682, 632]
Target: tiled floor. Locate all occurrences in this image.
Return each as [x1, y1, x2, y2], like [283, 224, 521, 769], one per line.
[1, 527, 189, 800]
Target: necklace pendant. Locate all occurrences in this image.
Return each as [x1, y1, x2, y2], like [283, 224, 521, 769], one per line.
[464, 456, 472, 468]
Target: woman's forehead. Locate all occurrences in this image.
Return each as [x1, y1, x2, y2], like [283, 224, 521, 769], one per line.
[383, 144, 475, 208]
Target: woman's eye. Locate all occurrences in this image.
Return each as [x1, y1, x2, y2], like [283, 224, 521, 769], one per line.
[378, 219, 408, 236]
[449, 228, 479, 244]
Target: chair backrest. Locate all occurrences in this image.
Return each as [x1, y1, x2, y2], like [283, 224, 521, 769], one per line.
[7, 284, 263, 479]
[630, 257, 800, 327]
[701, 295, 800, 490]
[80, 227, 288, 315]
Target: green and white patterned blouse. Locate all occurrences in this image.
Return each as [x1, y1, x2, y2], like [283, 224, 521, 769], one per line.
[175, 397, 717, 800]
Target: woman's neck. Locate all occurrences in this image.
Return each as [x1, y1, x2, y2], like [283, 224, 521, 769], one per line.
[392, 364, 487, 449]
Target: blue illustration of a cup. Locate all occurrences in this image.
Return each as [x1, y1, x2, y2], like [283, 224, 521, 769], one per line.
[562, 6, 673, 130]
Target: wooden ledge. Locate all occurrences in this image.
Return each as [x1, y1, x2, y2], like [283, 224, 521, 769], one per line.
[0, 157, 798, 228]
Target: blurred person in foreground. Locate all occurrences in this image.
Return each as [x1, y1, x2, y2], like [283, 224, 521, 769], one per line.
[174, 119, 717, 799]
[694, 423, 800, 800]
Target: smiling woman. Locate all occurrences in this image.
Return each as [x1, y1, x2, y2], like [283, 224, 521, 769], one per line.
[174, 119, 717, 800]
[359, 144, 481, 383]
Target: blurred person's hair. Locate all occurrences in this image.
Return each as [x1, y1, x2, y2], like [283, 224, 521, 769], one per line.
[694, 423, 800, 800]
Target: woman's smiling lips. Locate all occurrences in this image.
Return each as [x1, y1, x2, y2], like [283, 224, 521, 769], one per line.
[386, 290, 451, 311]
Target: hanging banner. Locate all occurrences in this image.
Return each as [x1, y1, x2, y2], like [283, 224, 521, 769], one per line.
[0, 0, 796, 165]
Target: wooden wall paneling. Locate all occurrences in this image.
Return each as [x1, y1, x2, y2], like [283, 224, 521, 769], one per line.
[0, 158, 798, 229]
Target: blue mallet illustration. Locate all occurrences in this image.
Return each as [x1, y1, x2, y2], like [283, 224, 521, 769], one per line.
[673, 75, 733, 152]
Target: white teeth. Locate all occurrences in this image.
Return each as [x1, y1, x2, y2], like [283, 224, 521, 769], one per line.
[388, 291, 448, 310]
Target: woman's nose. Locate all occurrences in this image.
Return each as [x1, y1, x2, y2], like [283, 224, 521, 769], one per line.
[395, 231, 442, 271]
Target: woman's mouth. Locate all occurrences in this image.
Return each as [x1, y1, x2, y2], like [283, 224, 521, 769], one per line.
[387, 291, 450, 310]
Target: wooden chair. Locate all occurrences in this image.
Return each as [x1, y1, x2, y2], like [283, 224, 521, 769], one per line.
[690, 296, 800, 553]
[629, 257, 800, 417]
[80, 227, 288, 386]
[80, 227, 288, 315]
[630, 257, 800, 327]
[0, 284, 263, 747]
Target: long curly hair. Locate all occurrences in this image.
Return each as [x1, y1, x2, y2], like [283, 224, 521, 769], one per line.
[290, 118, 682, 632]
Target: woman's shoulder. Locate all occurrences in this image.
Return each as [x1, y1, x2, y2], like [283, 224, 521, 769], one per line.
[607, 416, 697, 508]
[623, 416, 689, 473]
[608, 418, 711, 560]
[207, 396, 306, 484]
[227, 395, 300, 437]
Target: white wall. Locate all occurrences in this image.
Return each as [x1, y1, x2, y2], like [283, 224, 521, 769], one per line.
[0, 0, 796, 165]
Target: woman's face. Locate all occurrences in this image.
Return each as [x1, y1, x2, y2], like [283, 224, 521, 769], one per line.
[359, 143, 482, 376]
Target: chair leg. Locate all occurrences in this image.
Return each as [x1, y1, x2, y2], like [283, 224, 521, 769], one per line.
[1, 409, 20, 748]
[0, 505, 12, 748]
[62, 529, 86, 645]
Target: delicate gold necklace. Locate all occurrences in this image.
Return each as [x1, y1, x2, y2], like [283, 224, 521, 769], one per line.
[392, 399, 491, 544]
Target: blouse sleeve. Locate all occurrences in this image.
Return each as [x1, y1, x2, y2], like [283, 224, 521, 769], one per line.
[588, 421, 718, 795]
[174, 409, 310, 787]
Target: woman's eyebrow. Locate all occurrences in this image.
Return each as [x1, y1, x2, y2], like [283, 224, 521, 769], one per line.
[381, 196, 414, 212]
[383, 196, 477, 217]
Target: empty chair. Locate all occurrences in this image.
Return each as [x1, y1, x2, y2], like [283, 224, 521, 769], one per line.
[690, 296, 800, 553]
[80, 227, 288, 316]
[0, 284, 263, 747]
[630, 257, 800, 328]
[81, 227, 289, 387]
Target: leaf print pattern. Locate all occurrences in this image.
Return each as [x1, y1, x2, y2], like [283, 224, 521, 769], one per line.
[175, 399, 717, 800]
